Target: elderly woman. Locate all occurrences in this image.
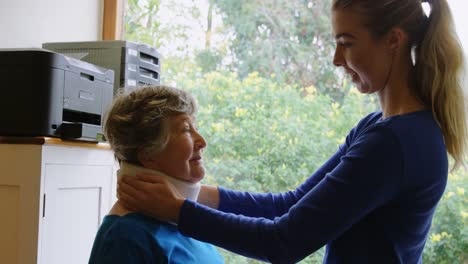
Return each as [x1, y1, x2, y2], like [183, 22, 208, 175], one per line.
[88, 85, 224, 263]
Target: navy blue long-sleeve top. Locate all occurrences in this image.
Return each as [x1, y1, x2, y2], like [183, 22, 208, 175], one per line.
[178, 110, 448, 263]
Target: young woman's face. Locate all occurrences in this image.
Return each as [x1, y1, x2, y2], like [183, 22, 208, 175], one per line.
[140, 113, 207, 183]
[332, 7, 391, 94]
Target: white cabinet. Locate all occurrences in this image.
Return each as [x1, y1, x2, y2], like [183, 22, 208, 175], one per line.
[0, 137, 117, 264]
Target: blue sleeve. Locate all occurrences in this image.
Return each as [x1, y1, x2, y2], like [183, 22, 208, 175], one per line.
[178, 126, 404, 263]
[218, 150, 343, 219]
[89, 237, 167, 264]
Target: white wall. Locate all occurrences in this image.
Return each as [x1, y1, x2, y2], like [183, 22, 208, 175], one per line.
[0, 0, 103, 48]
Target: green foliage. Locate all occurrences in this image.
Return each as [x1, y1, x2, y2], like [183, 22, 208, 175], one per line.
[174, 69, 467, 263]
[125, 0, 346, 100]
[124, 0, 162, 48]
[195, 49, 223, 73]
[124, 0, 201, 57]
[176, 69, 378, 263]
[215, 0, 343, 99]
[124, 1, 467, 262]
[423, 169, 468, 263]
[180, 71, 376, 193]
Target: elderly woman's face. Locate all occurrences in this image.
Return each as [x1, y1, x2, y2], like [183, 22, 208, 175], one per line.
[140, 113, 207, 183]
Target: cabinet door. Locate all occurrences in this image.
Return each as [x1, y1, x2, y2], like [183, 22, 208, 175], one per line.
[40, 163, 113, 264]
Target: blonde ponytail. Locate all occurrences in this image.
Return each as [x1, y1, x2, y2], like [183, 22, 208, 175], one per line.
[414, 0, 467, 170]
[332, 0, 467, 170]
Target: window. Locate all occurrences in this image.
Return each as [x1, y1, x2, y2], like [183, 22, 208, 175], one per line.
[449, 0, 468, 88]
[450, 0, 468, 51]
[121, 1, 467, 263]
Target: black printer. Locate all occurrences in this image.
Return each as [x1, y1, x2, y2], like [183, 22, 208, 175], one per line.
[0, 49, 114, 141]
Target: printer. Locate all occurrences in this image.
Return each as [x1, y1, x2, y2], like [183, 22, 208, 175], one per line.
[0, 49, 114, 141]
[43, 40, 161, 96]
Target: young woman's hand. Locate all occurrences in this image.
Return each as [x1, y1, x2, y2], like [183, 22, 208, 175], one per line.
[118, 174, 185, 223]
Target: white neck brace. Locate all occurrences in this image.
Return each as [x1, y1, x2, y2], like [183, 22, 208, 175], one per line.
[117, 162, 201, 201]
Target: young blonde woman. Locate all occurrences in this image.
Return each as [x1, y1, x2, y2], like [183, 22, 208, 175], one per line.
[118, 1, 467, 263]
[88, 86, 223, 263]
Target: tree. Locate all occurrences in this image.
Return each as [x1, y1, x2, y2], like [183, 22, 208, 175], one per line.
[124, 0, 162, 48]
[214, 0, 345, 99]
[125, 0, 206, 82]
[123, 2, 468, 263]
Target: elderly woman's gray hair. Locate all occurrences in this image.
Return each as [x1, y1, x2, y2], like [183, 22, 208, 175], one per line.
[104, 85, 198, 164]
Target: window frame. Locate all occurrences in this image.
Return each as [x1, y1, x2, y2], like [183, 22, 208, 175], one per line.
[102, 0, 126, 40]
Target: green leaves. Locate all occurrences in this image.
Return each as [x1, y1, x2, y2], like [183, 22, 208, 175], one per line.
[215, 0, 340, 99]
[123, 1, 467, 262]
[423, 170, 468, 264]
[177, 69, 467, 263]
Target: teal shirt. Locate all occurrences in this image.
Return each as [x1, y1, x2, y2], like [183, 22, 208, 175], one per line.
[89, 213, 224, 264]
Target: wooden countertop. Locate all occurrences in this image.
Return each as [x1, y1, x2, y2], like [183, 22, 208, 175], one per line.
[0, 136, 111, 150]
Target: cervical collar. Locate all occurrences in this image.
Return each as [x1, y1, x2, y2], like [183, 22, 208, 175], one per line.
[117, 162, 201, 201]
